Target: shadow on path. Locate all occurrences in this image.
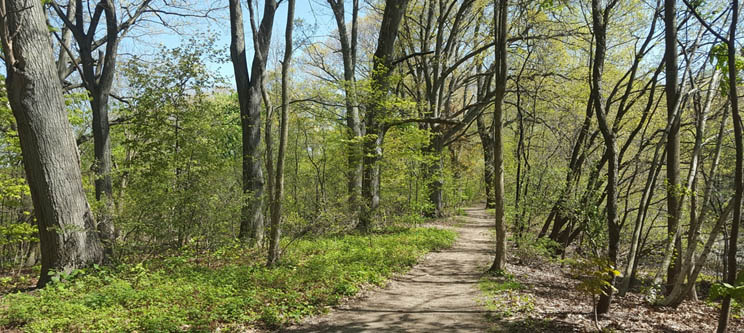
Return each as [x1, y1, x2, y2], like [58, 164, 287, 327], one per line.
[282, 207, 495, 333]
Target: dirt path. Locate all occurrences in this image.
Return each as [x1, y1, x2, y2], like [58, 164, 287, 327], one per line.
[283, 207, 494, 332]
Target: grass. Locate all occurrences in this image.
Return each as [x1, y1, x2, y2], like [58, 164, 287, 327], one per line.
[479, 273, 534, 321]
[0, 227, 456, 332]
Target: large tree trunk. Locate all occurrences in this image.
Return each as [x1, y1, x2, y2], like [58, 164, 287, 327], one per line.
[359, 0, 409, 232]
[0, 0, 103, 287]
[229, 0, 277, 243]
[267, 0, 294, 267]
[488, 0, 508, 273]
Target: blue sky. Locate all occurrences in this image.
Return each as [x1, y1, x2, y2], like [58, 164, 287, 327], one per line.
[118, 0, 339, 85]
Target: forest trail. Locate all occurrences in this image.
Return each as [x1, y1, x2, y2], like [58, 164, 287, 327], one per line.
[283, 207, 494, 332]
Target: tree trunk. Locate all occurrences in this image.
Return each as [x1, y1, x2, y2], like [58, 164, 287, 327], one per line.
[229, 0, 278, 243]
[488, 0, 508, 273]
[663, 0, 682, 295]
[476, 113, 495, 209]
[718, 2, 741, 330]
[0, 0, 103, 287]
[590, 0, 619, 315]
[359, 0, 409, 232]
[662, 69, 723, 306]
[267, 0, 294, 267]
[328, 0, 362, 225]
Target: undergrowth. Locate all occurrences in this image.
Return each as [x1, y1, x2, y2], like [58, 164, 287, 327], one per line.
[479, 273, 534, 320]
[0, 227, 456, 332]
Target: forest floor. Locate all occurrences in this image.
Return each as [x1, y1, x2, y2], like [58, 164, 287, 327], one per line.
[283, 206, 744, 332]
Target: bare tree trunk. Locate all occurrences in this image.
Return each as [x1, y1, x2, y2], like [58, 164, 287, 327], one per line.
[488, 0, 508, 273]
[55, 0, 76, 82]
[662, 69, 723, 306]
[718, 2, 741, 330]
[359, 0, 409, 232]
[476, 113, 495, 208]
[663, 0, 683, 295]
[591, 0, 620, 315]
[267, 0, 294, 267]
[229, 0, 278, 243]
[0, 0, 103, 287]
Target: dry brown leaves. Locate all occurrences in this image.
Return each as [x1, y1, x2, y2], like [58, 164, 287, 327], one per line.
[492, 259, 744, 332]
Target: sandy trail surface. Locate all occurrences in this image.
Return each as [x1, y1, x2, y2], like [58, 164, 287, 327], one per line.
[283, 207, 494, 332]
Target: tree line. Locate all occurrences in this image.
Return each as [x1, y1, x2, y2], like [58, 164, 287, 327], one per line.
[0, 0, 743, 330]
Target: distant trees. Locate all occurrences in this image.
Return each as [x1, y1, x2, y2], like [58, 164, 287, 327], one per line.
[0, 0, 103, 287]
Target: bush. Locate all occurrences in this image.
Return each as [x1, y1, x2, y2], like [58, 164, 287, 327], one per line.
[0, 227, 456, 332]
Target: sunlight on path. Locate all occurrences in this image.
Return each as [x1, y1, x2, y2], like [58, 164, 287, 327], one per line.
[283, 207, 495, 332]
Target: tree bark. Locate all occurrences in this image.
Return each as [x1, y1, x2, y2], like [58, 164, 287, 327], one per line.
[476, 113, 495, 208]
[359, 0, 409, 232]
[48, 0, 126, 255]
[327, 0, 363, 225]
[488, 0, 508, 273]
[267, 0, 294, 267]
[662, 68, 723, 306]
[591, 0, 620, 315]
[0, 0, 103, 287]
[663, 0, 682, 295]
[718, 1, 741, 330]
[229, 0, 278, 243]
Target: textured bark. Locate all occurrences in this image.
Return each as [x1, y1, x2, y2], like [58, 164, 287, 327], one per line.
[229, 0, 278, 242]
[0, 0, 103, 287]
[488, 0, 508, 273]
[359, 0, 409, 232]
[49, 0, 128, 254]
[327, 0, 362, 225]
[267, 0, 294, 267]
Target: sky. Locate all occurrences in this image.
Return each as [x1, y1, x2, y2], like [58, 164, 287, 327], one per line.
[118, 0, 340, 85]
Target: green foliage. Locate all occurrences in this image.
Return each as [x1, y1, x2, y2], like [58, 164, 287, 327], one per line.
[709, 271, 744, 302]
[0, 227, 455, 332]
[479, 273, 534, 319]
[710, 43, 744, 96]
[114, 37, 241, 250]
[566, 256, 620, 297]
[512, 237, 561, 265]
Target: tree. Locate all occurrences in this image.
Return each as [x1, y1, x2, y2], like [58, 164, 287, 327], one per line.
[229, 0, 278, 242]
[662, 0, 683, 295]
[488, 0, 508, 273]
[590, 0, 620, 315]
[268, 0, 295, 267]
[712, 1, 741, 330]
[0, 0, 103, 287]
[48, 0, 133, 254]
[359, 0, 410, 231]
[327, 0, 363, 225]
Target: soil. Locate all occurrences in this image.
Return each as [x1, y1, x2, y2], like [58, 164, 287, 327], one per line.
[282, 206, 744, 332]
[282, 207, 494, 332]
